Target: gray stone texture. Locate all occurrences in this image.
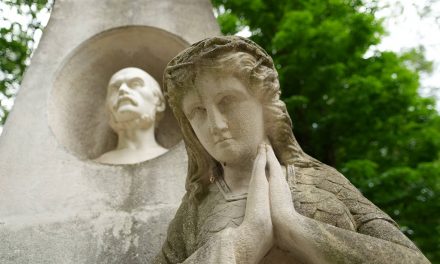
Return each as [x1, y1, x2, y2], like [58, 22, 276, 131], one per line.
[0, 0, 220, 263]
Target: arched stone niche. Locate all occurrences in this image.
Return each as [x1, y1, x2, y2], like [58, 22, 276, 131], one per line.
[48, 26, 189, 161]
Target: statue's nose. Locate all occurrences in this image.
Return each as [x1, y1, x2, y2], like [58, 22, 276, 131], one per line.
[208, 106, 228, 136]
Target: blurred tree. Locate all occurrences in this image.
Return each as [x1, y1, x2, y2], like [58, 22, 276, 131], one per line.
[212, 0, 440, 262]
[0, 0, 51, 125]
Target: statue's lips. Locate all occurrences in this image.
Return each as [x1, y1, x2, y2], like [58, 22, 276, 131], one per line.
[215, 137, 232, 145]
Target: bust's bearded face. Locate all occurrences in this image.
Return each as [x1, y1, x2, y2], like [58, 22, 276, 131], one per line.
[106, 68, 160, 126]
[182, 70, 265, 165]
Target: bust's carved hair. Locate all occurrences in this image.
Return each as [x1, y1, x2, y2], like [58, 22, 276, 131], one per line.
[164, 36, 314, 202]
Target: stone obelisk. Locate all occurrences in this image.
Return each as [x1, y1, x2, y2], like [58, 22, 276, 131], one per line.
[0, 0, 219, 263]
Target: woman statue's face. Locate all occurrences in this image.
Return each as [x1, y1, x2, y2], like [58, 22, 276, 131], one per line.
[182, 70, 265, 165]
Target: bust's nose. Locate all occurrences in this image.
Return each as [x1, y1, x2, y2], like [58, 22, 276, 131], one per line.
[118, 83, 130, 95]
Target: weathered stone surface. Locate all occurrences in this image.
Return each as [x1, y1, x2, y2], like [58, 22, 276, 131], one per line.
[0, 0, 220, 263]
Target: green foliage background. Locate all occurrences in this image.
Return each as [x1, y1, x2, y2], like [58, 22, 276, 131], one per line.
[213, 0, 440, 262]
[0, 0, 439, 262]
[0, 0, 51, 123]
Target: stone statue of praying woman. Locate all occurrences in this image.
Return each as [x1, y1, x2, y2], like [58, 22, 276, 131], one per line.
[154, 36, 430, 264]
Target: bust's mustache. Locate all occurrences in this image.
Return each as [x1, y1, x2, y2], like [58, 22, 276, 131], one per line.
[114, 95, 138, 110]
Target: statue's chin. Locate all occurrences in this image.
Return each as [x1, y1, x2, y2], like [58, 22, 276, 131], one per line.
[209, 142, 256, 167]
[109, 114, 154, 132]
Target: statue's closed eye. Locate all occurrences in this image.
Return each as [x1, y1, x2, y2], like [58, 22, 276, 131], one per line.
[218, 94, 243, 112]
[188, 106, 207, 120]
[219, 95, 235, 106]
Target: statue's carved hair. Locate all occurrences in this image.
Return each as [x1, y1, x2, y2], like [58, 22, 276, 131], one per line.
[164, 36, 311, 202]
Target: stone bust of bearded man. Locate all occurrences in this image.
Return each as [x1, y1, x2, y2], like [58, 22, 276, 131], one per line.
[95, 67, 167, 165]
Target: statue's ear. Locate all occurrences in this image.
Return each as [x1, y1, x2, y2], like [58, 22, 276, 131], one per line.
[156, 97, 166, 113]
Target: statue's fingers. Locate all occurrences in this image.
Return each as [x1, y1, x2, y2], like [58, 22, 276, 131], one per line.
[266, 145, 283, 179]
[267, 146, 293, 210]
[269, 171, 292, 204]
[248, 144, 269, 201]
[250, 143, 268, 183]
[246, 144, 270, 221]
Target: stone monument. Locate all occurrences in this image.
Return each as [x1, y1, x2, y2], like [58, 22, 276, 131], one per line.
[95, 67, 168, 165]
[0, 0, 219, 263]
[155, 36, 430, 263]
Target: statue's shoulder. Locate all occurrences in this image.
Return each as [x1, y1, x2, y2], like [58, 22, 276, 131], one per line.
[291, 162, 354, 195]
[289, 164, 355, 230]
[291, 163, 396, 230]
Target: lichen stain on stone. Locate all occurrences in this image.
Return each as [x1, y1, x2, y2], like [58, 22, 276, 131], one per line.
[90, 211, 134, 254]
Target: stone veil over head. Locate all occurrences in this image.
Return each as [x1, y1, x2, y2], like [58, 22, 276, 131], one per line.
[164, 36, 317, 200]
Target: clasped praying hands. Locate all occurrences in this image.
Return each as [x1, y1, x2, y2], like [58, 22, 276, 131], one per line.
[236, 143, 307, 264]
